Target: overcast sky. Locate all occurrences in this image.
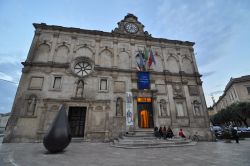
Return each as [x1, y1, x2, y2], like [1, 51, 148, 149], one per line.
[0, 0, 250, 113]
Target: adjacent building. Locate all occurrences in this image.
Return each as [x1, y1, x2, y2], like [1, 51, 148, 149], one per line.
[4, 14, 212, 143]
[212, 75, 250, 113]
[0, 113, 10, 134]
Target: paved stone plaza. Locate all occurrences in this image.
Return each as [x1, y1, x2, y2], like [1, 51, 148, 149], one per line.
[0, 138, 250, 166]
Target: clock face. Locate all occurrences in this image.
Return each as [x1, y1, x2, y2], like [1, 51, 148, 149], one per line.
[74, 61, 92, 77]
[125, 23, 138, 33]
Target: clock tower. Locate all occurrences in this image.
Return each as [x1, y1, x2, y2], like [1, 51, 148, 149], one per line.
[112, 13, 151, 36]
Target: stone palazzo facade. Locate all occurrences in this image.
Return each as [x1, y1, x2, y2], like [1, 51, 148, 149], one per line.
[4, 14, 212, 142]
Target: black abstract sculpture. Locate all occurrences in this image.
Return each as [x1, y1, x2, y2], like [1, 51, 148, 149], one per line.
[43, 105, 71, 153]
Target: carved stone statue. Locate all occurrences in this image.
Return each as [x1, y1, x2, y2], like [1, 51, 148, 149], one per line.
[173, 83, 183, 97]
[159, 99, 169, 117]
[76, 80, 84, 98]
[116, 98, 123, 116]
[193, 100, 201, 116]
[27, 97, 36, 116]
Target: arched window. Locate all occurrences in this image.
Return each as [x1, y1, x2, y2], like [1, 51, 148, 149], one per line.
[54, 45, 69, 63]
[33, 44, 50, 62]
[182, 57, 193, 74]
[75, 47, 93, 60]
[100, 49, 112, 67]
[166, 56, 179, 73]
[118, 52, 129, 69]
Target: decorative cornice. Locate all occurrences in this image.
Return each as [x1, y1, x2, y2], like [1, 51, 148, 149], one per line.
[33, 23, 195, 46]
[22, 61, 69, 68]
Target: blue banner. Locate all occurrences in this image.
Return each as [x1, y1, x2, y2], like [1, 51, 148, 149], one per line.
[137, 72, 150, 89]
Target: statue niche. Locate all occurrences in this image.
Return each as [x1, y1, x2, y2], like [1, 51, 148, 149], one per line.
[116, 97, 123, 116]
[27, 95, 37, 116]
[75, 80, 85, 98]
[159, 99, 170, 117]
[193, 100, 202, 116]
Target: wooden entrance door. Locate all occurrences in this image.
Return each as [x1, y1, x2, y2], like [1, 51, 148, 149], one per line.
[137, 98, 154, 128]
[68, 107, 86, 137]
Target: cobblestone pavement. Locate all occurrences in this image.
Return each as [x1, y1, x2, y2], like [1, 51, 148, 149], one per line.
[0, 137, 250, 166]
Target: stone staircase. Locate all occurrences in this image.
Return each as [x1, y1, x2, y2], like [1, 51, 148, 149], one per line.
[110, 129, 196, 149]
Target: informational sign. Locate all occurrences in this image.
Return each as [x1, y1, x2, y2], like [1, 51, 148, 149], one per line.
[137, 72, 150, 89]
[126, 92, 133, 126]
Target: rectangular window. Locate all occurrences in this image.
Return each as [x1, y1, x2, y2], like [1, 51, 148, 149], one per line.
[176, 103, 185, 117]
[247, 87, 250, 94]
[53, 77, 62, 89]
[100, 79, 108, 91]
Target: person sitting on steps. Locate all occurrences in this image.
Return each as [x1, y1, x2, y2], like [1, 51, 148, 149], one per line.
[159, 126, 163, 138]
[154, 126, 161, 138]
[167, 126, 174, 139]
[178, 128, 186, 139]
[163, 126, 167, 139]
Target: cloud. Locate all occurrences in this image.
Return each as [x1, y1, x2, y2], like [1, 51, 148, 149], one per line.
[0, 72, 14, 82]
[0, 52, 24, 64]
[155, 0, 250, 67]
[201, 71, 216, 78]
[209, 90, 224, 96]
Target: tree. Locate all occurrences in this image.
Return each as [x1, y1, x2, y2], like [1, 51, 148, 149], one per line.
[210, 102, 250, 127]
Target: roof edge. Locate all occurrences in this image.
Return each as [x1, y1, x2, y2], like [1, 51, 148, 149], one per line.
[33, 23, 195, 46]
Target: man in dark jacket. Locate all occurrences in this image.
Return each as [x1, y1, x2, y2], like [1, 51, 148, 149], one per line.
[232, 127, 239, 143]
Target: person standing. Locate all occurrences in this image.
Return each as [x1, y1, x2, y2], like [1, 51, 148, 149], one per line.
[232, 127, 239, 143]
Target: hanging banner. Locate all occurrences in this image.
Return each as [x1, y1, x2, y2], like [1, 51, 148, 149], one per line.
[126, 92, 134, 126]
[137, 71, 150, 89]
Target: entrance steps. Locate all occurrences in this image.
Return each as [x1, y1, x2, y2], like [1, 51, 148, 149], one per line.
[71, 137, 85, 143]
[111, 129, 196, 149]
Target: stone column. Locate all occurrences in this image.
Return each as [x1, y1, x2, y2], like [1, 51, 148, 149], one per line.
[183, 84, 195, 127]
[152, 96, 159, 127]
[198, 85, 210, 128]
[132, 95, 138, 131]
[36, 101, 47, 138]
[68, 35, 77, 63]
[113, 39, 118, 67]
[95, 38, 100, 65]
[130, 39, 135, 69]
[166, 83, 177, 126]
[104, 111, 110, 142]
[85, 104, 93, 141]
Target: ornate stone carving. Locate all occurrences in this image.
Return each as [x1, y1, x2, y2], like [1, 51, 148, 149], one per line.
[159, 99, 170, 117]
[188, 85, 199, 96]
[75, 80, 85, 98]
[172, 83, 184, 98]
[192, 100, 201, 116]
